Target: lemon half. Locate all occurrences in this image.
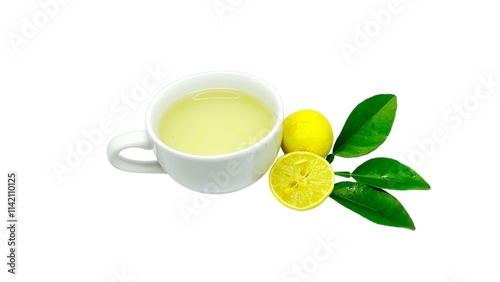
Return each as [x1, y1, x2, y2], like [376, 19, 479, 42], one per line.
[269, 151, 334, 211]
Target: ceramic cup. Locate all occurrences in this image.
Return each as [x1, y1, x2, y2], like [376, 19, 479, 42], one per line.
[107, 71, 284, 193]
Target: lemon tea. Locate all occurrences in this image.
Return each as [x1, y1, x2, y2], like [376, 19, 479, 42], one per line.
[158, 88, 275, 156]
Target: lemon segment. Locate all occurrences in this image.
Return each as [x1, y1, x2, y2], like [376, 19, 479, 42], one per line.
[269, 151, 334, 211]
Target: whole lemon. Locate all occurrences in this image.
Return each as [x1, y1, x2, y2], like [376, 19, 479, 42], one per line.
[281, 109, 333, 157]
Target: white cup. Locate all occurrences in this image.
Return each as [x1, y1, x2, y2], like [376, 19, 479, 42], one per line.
[107, 71, 284, 193]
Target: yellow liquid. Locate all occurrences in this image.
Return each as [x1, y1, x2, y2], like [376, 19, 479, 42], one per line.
[158, 88, 275, 156]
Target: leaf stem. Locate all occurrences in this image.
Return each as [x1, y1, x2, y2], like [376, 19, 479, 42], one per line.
[335, 171, 352, 178]
[326, 154, 334, 163]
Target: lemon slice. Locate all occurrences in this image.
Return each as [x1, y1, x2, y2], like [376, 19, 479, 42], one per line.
[269, 151, 334, 211]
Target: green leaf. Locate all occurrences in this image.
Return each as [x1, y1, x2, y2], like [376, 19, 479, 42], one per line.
[330, 181, 415, 230]
[332, 94, 397, 158]
[351, 157, 430, 190]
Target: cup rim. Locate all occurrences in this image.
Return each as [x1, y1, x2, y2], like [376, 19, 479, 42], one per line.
[145, 70, 284, 160]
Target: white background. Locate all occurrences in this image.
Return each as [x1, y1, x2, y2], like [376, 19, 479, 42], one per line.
[1, 0, 500, 281]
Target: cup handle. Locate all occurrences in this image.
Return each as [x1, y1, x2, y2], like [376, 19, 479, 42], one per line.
[107, 130, 165, 173]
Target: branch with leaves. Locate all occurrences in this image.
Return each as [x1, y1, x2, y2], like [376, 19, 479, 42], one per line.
[326, 94, 430, 230]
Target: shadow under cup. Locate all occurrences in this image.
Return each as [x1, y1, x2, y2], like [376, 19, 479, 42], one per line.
[145, 72, 284, 193]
